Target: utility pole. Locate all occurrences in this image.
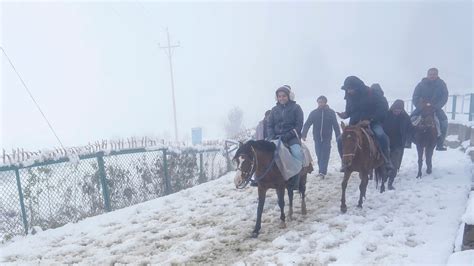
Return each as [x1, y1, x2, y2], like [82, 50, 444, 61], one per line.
[159, 28, 180, 142]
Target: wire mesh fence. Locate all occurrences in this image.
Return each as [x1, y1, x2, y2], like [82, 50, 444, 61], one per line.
[0, 146, 233, 243]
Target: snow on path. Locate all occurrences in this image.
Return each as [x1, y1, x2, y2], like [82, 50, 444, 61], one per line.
[1, 142, 472, 265]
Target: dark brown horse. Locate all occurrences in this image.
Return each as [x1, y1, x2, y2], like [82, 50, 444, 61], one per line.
[340, 121, 385, 213]
[233, 140, 313, 238]
[413, 101, 438, 178]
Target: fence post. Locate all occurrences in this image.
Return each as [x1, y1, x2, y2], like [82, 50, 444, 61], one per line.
[451, 95, 457, 120]
[225, 143, 232, 172]
[14, 168, 29, 235]
[97, 153, 111, 212]
[470, 93, 474, 121]
[199, 152, 204, 183]
[163, 149, 172, 195]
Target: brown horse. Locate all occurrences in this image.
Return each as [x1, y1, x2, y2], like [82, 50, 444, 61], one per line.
[413, 101, 438, 178]
[233, 140, 313, 238]
[340, 121, 385, 213]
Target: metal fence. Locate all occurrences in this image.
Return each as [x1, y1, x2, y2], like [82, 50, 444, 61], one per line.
[390, 93, 474, 121]
[0, 146, 234, 242]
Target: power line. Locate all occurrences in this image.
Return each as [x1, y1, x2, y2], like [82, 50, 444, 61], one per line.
[0, 46, 65, 149]
[159, 28, 180, 142]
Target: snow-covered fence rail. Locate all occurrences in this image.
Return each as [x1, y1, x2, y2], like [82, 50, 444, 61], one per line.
[0, 145, 235, 243]
[389, 93, 474, 122]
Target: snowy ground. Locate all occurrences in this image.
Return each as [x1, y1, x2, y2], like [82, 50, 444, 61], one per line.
[0, 140, 472, 265]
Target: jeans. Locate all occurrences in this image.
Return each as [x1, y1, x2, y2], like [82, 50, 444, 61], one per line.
[289, 144, 304, 164]
[388, 147, 404, 182]
[314, 139, 331, 175]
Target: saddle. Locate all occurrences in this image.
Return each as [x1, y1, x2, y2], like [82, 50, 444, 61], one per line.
[359, 126, 380, 160]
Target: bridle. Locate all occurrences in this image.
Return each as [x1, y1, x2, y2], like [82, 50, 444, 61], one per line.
[342, 128, 362, 160]
[235, 139, 281, 189]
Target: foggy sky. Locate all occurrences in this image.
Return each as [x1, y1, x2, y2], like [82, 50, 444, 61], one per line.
[1, 1, 472, 150]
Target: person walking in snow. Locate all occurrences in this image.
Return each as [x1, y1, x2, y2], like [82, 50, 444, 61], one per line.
[301, 96, 340, 179]
[383, 99, 413, 190]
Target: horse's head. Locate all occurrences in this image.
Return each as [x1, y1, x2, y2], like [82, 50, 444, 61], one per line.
[420, 100, 435, 117]
[232, 141, 255, 188]
[417, 100, 436, 130]
[340, 122, 363, 168]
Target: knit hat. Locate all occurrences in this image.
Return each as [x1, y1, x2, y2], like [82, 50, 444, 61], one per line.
[341, 76, 366, 91]
[390, 99, 405, 110]
[275, 85, 295, 101]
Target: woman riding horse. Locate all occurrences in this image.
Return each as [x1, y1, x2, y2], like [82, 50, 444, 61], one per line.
[266, 85, 304, 190]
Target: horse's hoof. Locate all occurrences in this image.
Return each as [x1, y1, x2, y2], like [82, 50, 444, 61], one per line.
[302, 209, 307, 215]
[357, 204, 363, 209]
[279, 222, 287, 229]
[251, 231, 259, 238]
[427, 169, 432, 174]
[341, 206, 347, 213]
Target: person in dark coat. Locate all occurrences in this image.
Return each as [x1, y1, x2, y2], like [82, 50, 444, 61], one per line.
[383, 99, 413, 190]
[255, 110, 271, 140]
[336, 76, 393, 172]
[267, 85, 304, 189]
[302, 96, 340, 178]
[410, 68, 449, 151]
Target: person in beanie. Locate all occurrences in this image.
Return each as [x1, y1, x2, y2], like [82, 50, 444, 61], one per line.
[336, 76, 393, 172]
[302, 96, 340, 179]
[410, 68, 449, 151]
[267, 85, 304, 190]
[383, 99, 413, 190]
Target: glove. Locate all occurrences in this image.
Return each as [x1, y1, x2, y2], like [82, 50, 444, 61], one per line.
[282, 131, 295, 142]
[337, 112, 348, 119]
[359, 120, 371, 127]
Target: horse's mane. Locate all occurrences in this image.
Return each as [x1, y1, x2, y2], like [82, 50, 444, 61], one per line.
[248, 140, 276, 153]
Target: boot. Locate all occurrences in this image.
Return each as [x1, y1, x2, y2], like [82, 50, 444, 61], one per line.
[436, 120, 448, 151]
[436, 137, 447, 151]
[382, 148, 395, 172]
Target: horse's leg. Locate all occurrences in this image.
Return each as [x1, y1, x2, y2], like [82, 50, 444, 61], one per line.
[416, 145, 423, 178]
[380, 167, 387, 193]
[252, 186, 267, 238]
[276, 187, 286, 229]
[341, 171, 351, 213]
[358, 172, 369, 208]
[374, 169, 379, 190]
[300, 174, 307, 215]
[426, 146, 434, 174]
[287, 186, 294, 220]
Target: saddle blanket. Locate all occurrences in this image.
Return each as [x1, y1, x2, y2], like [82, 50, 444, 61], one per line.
[411, 115, 441, 137]
[271, 140, 312, 181]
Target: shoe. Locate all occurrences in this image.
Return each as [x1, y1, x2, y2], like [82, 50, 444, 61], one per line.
[388, 184, 395, 190]
[317, 173, 325, 179]
[436, 145, 447, 151]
